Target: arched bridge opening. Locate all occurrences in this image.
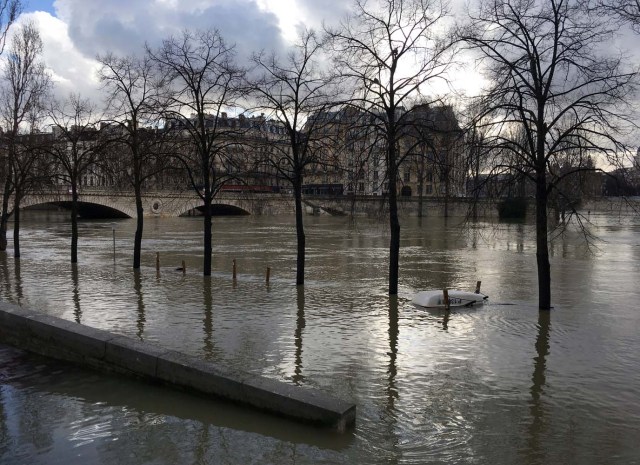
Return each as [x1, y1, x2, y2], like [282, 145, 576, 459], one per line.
[24, 201, 131, 219]
[181, 204, 251, 217]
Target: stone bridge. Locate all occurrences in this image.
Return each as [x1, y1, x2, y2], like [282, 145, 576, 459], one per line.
[18, 188, 295, 218]
[12, 187, 505, 219]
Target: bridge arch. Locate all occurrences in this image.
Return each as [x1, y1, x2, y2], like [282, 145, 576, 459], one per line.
[175, 199, 251, 217]
[16, 190, 268, 217]
[21, 195, 134, 218]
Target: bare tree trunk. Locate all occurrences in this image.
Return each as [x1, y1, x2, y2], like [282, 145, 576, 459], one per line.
[203, 192, 213, 276]
[0, 168, 12, 251]
[388, 131, 400, 296]
[0, 216, 7, 251]
[294, 178, 305, 286]
[12, 191, 19, 258]
[133, 182, 143, 269]
[535, 165, 551, 310]
[71, 186, 78, 264]
[0, 212, 9, 252]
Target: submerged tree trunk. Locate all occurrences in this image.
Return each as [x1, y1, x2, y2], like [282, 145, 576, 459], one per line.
[133, 182, 143, 269]
[12, 192, 20, 258]
[203, 192, 213, 277]
[388, 130, 400, 296]
[294, 177, 305, 286]
[535, 165, 551, 310]
[0, 211, 8, 252]
[71, 186, 78, 264]
[0, 167, 12, 252]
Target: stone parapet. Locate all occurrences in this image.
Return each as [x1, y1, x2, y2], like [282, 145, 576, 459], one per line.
[0, 301, 356, 431]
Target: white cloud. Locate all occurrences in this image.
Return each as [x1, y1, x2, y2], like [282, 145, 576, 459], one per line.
[15, 0, 291, 108]
[14, 12, 101, 101]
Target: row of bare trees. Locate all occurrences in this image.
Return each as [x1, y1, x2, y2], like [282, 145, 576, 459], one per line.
[0, 0, 638, 311]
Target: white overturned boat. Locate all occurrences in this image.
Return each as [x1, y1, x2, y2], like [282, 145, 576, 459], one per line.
[411, 290, 488, 308]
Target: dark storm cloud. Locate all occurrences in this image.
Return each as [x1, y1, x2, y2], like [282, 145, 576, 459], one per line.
[55, 0, 285, 61]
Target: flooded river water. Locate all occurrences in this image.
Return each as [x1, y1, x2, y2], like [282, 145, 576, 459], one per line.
[1, 210, 639, 464]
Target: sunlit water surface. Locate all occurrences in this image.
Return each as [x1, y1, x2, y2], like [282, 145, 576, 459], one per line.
[1, 210, 639, 464]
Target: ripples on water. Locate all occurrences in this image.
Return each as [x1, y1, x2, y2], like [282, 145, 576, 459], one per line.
[1, 212, 640, 464]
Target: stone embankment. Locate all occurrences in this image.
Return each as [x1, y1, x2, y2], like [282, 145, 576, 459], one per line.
[0, 301, 356, 431]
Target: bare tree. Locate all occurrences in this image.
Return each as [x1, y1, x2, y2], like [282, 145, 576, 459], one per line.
[587, 0, 640, 32]
[0, 20, 50, 255]
[46, 94, 107, 264]
[327, 0, 455, 295]
[460, 0, 638, 309]
[0, 0, 19, 53]
[248, 29, 336, 286]
[97, 52, 166, 270]
[0, 0, 25, 252]
[148, 29, 245, 276]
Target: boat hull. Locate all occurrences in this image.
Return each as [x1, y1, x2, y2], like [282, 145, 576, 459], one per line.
[411, 290, 488, 308]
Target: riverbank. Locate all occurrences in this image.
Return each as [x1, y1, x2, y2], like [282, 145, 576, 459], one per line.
[0, 301, 356, 431]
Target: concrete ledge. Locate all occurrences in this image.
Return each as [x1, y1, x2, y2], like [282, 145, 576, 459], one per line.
[105, 335, 169, 378]
[156, 350, 243, 400]
[0, 301, 356, 430]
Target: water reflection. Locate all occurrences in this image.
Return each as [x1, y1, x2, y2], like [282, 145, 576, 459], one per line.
[0, 344, 353, 460]
[387, 296, 399, 412]
[14, 258, 24, 305]
[441, 309, 451, 331]
[1, 256, 10, 298]
[506, 222, 525, 253]
[385, 295, 400, 465]
[3, 213, 640, 463]
[293, 286, 305, 386]
[203, 277, 214, 360]
[133, 271, 145, 340]
[525, 310, 551, 463]
[72, 264, 81, 324]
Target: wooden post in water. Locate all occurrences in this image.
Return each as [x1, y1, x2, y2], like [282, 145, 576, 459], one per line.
[182, 260, 186, 275]
[112, 227, 116, 263]
[443, 288, 450, 310]
[232, 259, 237, 281]
[266, 266, 271, 285]
[156, 252, 160, 273]
[475, 281, 482, 294]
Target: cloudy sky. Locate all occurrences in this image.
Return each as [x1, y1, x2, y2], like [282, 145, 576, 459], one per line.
[16, 0, 353, 101]
[12, 0, 640, 132]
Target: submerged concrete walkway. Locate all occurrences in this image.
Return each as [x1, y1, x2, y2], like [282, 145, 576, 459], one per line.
[0, 302, 356, 431]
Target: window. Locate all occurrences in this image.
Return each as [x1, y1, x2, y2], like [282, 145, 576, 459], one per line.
[404, 170, 410, 182]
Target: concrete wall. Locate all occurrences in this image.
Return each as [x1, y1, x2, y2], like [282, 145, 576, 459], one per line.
[0, 301, 356, 431]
